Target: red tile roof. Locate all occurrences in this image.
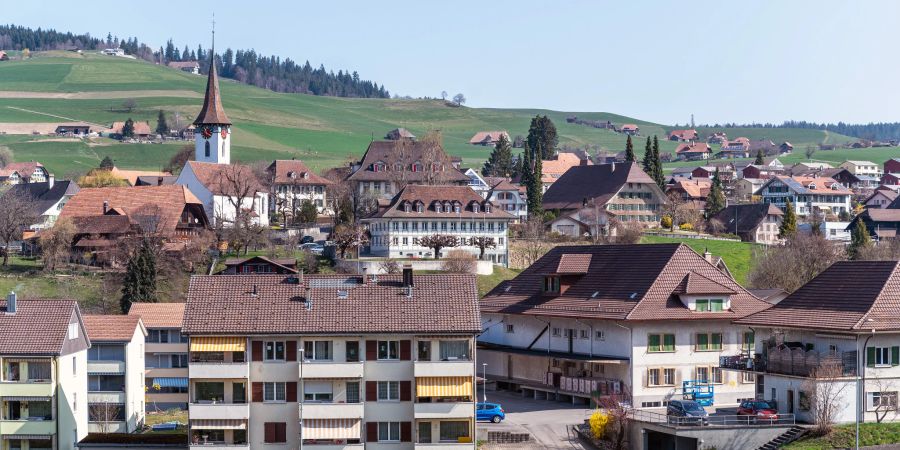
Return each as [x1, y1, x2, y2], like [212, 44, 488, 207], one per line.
[674, 272, 736, 295]
[185, 161, 265, 196]
[182, 274, 481, 335]
[128, 302, 186, 329]
[2, 162, 45, 179]
[267, 160, 332, 185]
[556, 254, 592, 274]
[0, 299, 85, 355]
[60, 185, 206, 236]
[110, 121, 152, 136]
[365, 184, 515, 220]
[469, 131, 510, 145]
[541, 153, 591, 184]
[668, 129, 698, 140]
[675, 143, 711, 155]
[83, 314, 144, 342]
[346, 140, 469, 184]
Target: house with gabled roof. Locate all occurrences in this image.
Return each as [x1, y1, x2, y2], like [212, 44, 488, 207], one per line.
[346, 140, 469, 199]
[0, 161, 50, 184]
[619, 124, 639, 135]
[710, 203, 783, 245]
[675, 142, 711, 161]
[668, 129, 698, 142]
[220, 255, 299, 274]
[756, 175, 852, 217]
[478, 244, 771, 408]
[267, 159, 332, 216]
[127, 302, 188, 411]
[865, 187, 899, 210]
[469, 130, 509, 146]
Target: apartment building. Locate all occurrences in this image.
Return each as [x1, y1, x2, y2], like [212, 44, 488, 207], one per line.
[478, 244, 771, 408]
[129, 303, 189, 411]
[181, 270, 480, 450]
[362, 185, 515, 265]
[840, 160, 882, 178]
[462, 170, 528, 223]
[757, 175, 852, 217]
[0, 294, 90, 450]
[724, 261, 900, 423]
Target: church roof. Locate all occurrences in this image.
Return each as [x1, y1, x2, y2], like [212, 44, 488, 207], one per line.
[193, 52, 231, 126]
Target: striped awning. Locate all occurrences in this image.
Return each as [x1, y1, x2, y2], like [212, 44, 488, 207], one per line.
[416, 376, 473, 397]
[152, 377, 188, 388]
[302, 419, 361, 440]
[2, 434, 51, 440]
[192, 419, 247, 430]
[1, 396, 51, 401]
[190, 337, 246, 352]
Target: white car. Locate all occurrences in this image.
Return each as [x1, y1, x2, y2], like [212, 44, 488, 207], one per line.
[299, 243, 324, 255]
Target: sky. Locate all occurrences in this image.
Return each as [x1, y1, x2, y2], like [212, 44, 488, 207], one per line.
[5, 0, 900, 125]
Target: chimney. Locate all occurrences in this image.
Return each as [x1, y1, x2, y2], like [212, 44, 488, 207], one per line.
[703, 248, 713, 263]
[47, 173, 54, 189]
[157, 176, 163, 186]
[361, 266, 368, 280]
[402, 265, 414, 288]
[102, 200, 109, 214]
[305, 287, 312, 310]
[6, 291, 16, 314]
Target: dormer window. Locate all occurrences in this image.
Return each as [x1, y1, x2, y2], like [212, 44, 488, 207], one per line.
[403, 202, 411, 213]
[473, 204, 480, 213]
[807, 183, 817, 190]
[435, 203, 442, 213]
[416, 202, 424, 213]
[373, 162, 387, 172]
[444, 202, 452, 212]
[454, 204, 461, 213]
[288, 171, 296, 179]
[484, 203, 492, 213]
[543, 276, 560, 294]
[394, 163, 403, 171]
[695, 299, 725, 312]
[412, 162, 422, 172]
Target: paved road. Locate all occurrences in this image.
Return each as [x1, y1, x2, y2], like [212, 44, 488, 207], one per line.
[479, 390, 593, 449]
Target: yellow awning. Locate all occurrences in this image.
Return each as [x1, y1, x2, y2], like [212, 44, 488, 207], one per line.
[191, 419, 247, 430]
[303, 419, 361, 440]
[416, 376, 473, 398]
[190, 337, 246, 352]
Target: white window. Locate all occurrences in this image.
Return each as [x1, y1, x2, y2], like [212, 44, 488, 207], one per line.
[377, 341, 399, 360]
[579, 330, 589, 340]
[263, 382, 286, 402]
[647, 368, 660, 386]
[303, 341, 333, 361]
[875, 347, 892, 366]
[377, 381, 399, 401]
[68, 322, 78, 340]
[869, 392, 899, 411]
[264, 341, 285, 361]
[378, 421, 401, 442]
[551, 327, 561, 337]
[505, 324, 514, 334]
[663, 368, 676, 386]
[595, 330, 606, 341]
[303, 380, 333, 402]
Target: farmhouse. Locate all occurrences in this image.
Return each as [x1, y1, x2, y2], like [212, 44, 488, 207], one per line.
[346, 140, 469, 199]
[540, 152, 591, 192]
[865, 188, 899, 209]
[710, 203, 783, 245]
[619, 124, 639, 135]
[674, 142, 711, 161]
[219, 255, 299, 274]
[167, 60, 200, 74]
[54, 124, 92, 136]
[468, 130, 510, 146]
[0, 161, 50, 184]
[668, 129, 698, 142]
[385, 127, 416, 140]
[109, 121, 152, 139]
[1, 175, 79, 230]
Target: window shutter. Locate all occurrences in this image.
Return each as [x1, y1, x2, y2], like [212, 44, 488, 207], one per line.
[366, 422, 378, 442]
[277, 423, 287, 443]
[893, 347, 900, 366]
[264, 422, 274, 443]
[252, 382, 264, 402]
[400, 380, 412, 401]
[674, 368, 683, 385]
[400, 340, 411, 360]
[867, 347, 877, 368]
[400, 421, 412, 442]
[642, 369, 648, 388]
[252, 341, 263, 361]
[366, 340, 377, 361]
[664, 334, 675, 352]
[286, 340, 297, 361]
[366, 381, 377, 401]
[286, 382, 297, 402]
[648, 334, 659, 352]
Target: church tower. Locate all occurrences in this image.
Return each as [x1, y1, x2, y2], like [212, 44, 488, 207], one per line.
[193, 44, 231, 164]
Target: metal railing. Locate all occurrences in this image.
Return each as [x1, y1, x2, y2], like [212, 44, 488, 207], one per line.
[627, 408, 796, 428]
[720, 348, 858, 378]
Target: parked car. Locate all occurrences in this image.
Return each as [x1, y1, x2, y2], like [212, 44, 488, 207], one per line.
[476, 402, 505, 423]
[666, 400, 708, 426]
[737, 400, 778, 422]
[299, 243, 324, 254]
[300, 235, 315, 244]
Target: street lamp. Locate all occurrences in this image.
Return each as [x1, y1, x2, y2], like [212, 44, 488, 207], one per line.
[482, 363, 488, 402]
[299, 347, 305, 450]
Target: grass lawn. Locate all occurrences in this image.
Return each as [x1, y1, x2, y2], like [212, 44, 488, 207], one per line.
[640, 235, 758, 286]
[784, 422, 900, 449]
[477, 265, 522, 297]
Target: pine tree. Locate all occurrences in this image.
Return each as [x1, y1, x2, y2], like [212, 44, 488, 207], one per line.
[120, 240, 157, 313]
[705, 168, 726, 217]
[779, 200, 797, 238]
[155, 110, 168, 136]
[526, 115, 558, 159]
[520, 144, 533, 187]
[848, 220, 872, 259]
[99, 156, 114, 170]
[122, 118, 135, 138]
[482, 134, 514, 177]
[651, 136, 665, 189]
[755, 149, 765, 165]
[625, 135, 635, 162]
[527, 143, 544, 217]
[642, 136, 655, 175]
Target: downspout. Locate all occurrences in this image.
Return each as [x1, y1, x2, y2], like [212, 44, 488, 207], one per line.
[55, 357, 59, 450]
[575, 319, 594, 358]
[858, 330, 876, 449]
[614, 322, 633, 401]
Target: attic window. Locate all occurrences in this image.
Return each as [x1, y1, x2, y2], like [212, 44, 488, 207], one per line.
[543, 276, 560, 294]
[485, 204, 492, 213]
[412, 163, 422, 172]
[337, 290, 349, 299]
[473, 204, 480, 213]
[416, 203, 423, 213]
[435, 203, 442, 213]
[394, 163, 403, 171]
[695, 299, 725, 312]
[454, 204, 461, 213]
[288, 171, 296, 179]
[403, 202, 411, 213]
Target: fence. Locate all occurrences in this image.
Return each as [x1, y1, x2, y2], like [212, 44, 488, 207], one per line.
[627, 408, 796, 428]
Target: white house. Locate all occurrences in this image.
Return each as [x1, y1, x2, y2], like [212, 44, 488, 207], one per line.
[267, 159, 332, 216]
[840, 160, 882, 178]
[478, 244, 771, 408]
[757, 175, 853, 217]
[1, 176, 79, 230]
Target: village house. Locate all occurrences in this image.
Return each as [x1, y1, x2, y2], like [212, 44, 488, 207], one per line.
[219, 255, 299, 274]
[748, 139, 777, 156]
[109, 121, 152, 139]
[134, 175, 177, 186]
[167, 61, 200, 74]
[81, 166, 173, 187]
[385, 128, 416, 141]
[127, 303, 189, 412]
[840, 160, 882, 178]
[884, 158, 900, 175]
[181, 270, 480, 449]
[0, 161, 49, 184]
[54, 124, 92, 136]
[707, 132, 728, 144]
[883, 173, 900, 187]
[733, 178, 765, 203]
[1, 175, 79, 231]
[716, 138, 751, 159]
[468, 131, 509, 146]
[667, 178, 711, 211]
[756, 175, 853, 217]
[540, 152, 592, 192]
[725, 261, 900, 423]
[267, 159, 332, 216]
[619, 124, 639, 135]
[478, 244, 770, 408]
[345, 140, 470, 199]
[865, 188, 899, 209]
[362, 185, 514, 265]
[780, 142, 794, 153]
[846, 200, 900, 240]
[547, 206, 615, 239]
[675, 142, 711, 161]
[82, 315, 146, 434]
[710, 203, 783, 245]
[542, 162, 666, 225]
[692, 163, 736, 182]
[792, 162, 834, 172]
[464, 170, 528, 222]
[789, 166, 861, 190]
[742, 164, 785, 180]
[668, 129, 698, 142]
[0, 294, 90, 450]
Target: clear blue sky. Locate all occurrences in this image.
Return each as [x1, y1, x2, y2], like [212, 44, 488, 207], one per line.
[6, 0, 900, 125]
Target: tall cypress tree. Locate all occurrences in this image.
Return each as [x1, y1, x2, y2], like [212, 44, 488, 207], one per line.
[120, 240, 157, 313]
[651, 136, 665, 189]
[848, 220, 872, 259]
[526, 115, 558, 159]
[754, 149, 765, 165]
[482, 134, 514, 177]
[520, 143, 533, 186]
[779, 200, 797, 238]
[642, 136, 655, 175]
[625, 135, 635, 162]
[155, 110, 168, 136]
[705, 168, 726, 217]
[523, 142, 543, 218]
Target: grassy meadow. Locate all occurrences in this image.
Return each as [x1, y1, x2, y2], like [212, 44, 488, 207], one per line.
[640, 235, 758, 285]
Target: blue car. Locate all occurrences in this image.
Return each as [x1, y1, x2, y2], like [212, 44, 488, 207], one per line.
[476, 402, 505, 423]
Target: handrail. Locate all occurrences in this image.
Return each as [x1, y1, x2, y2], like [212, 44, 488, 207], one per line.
[626, 409, 796, 428]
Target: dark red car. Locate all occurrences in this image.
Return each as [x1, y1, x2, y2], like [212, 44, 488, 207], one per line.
[737, 400, 779, 422]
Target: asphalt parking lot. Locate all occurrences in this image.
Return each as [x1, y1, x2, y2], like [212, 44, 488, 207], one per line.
[478, 390, 593, 449]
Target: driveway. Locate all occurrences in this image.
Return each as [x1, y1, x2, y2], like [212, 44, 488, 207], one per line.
[479, 390, 593, 449]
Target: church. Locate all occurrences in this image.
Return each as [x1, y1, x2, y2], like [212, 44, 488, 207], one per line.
[175, 48, 269, 228]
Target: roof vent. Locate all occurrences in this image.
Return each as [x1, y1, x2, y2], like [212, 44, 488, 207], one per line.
[337, 290, 349, 299]
[251, 285, 258, 297]
[591, 291, 599, 298]
[629, 292, 638, 299]
[503, 285, 512, 293]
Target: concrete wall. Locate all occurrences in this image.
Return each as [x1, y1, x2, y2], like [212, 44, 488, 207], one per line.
[630, 421, 791, 450]
[125, 324, 146, 431]
[57, 350, 89, 450]
[336, 258, 494, 275]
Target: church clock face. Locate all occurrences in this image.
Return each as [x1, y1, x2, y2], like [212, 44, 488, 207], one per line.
[200, 125, 214, 139]
[220, 128, 228, 140]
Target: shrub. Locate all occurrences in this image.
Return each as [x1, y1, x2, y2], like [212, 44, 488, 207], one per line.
[660, 215, 673, 229]
[441, 250, 476, 273]
[589, 410, 610, 439]
[679, 223, 694, 231]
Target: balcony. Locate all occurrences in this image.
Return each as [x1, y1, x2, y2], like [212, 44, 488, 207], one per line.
[89, 421, 126, 433]
[189, 402, 250, 420]
[414, 402, 474, 419]
[303, 445, 364, 450]
[189, 445, 249, 450]
[189, 363, 248, 379]
[89, 391, 126, 404]
[720, 346, 858, 378]
[415, 444, 476, 450]
[0, 419, 56, 435]
[146, 342, 189, 354]
[414, 360, 474, 378]
[146, 367, 189, 378]
[300, 361, 364, 379]
[301, 402, 364, 419]
[88, 360, 126, 375]
[0, 381, 54, 397]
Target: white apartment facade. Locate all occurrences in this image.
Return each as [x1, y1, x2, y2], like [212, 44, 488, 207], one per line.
[463, 170, 528, 223]
[840, 160, 882, 178]
[129, 303, 189, 411]
[757, 175, 852, 217]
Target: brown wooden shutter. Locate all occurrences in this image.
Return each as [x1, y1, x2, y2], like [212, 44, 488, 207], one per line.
[286, 340, 297, 361]
[366, 340, 377, 361]
[400, 340, 411, 360]
[252, 341, 263, 361]
[400, 421, 412, 442]
[400, 380, 411, 401]
[286, 382, 297, 402]
[252, 382, 264, 402]
[263, 422, 274, 443]
[366, 422, 378, 442]
[366, 381, 377, 401]
[276, 423, 287, 443]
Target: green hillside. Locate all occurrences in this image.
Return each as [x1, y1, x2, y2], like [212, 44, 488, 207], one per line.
[0, 51, 860, 176]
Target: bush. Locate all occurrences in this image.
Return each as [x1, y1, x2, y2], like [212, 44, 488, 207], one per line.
[615, 221, 643, 244]
[660, 215, 673, 229]
[679, 223, 694, 231]
[441, 250, 476, 273]
[589, 410, 610, 439]
[378, 259, 401, 274]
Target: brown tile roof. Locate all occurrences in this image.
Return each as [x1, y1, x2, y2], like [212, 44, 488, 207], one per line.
[109, 167, 172, 186]
[193, 55, 231, 125]
[167, 61, 199, 69]
[483, 177, 520, 192]
[668, 179, 711, 199]
[267, 160, 332, 185]
[620, 124, 638, 132]
[222, 255, 299, 274]
[185, 161, 265, 195]
[128, 302, 186, 329]
[763, 175, 852, 195]
[182, 274, 481, 335]
[469, 131, 510, 145]
[110, 121, 152, 136]
[556, 254, 591, 274]
[60, 185, 206, 236]
[71, 215, 134, 236]
[711, 203, 783, 235]
[346, 140, 469, 183]
[542, 162, 660, 211]
[735, 261, 900, 331]
[480, 244, 769, 321]
[541, 153, 591, 184]
[365, 184, 515, 220]
[668, 129, 698, 140]
[675, 142, 711, 155]
[83, 315, 144, 342]
[0, 299, 84, 355]
[674, 272, 736, 295]
[2, 162, 45, 179]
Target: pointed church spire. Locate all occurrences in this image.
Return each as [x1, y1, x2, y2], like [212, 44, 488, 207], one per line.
[193, 19, 231, 126]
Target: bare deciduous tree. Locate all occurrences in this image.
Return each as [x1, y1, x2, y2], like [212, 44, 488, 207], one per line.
[332, 224, 368, 259]
[471, 236, 496, 260]
[452, 93, 466, 106]
[514, 218, 549, 267]
[378, 259, 401, 274]
[441, 249, 476, 273]
[89, 402, 123, 434]
[0, 189, 38, 265]
[801, 361, 851, 435]
[419, 234, 458, 259]
[615, 221, 643, 244]
[748, 234, 844, 292]
[39, 217, 75, 271]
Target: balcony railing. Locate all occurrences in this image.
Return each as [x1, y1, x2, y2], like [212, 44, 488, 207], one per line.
[300, 361, 363, 379]
[87, 360, 126, 375]
[0, 381, 54, 397]
[414, 360, 473, 378]
[0, 419, 57, 435]
[720, 347, 858, 378]
[189, 402, 250, 420]
[189, 363, 249, 379]
[414, 402, 474, 418]
[88, 391, 126, 404]
[300, 402, 364, 419]
[542, 373, 624, 397]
